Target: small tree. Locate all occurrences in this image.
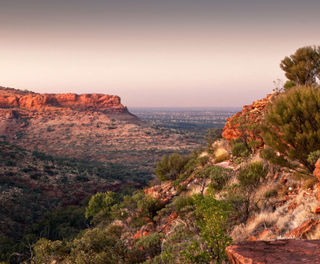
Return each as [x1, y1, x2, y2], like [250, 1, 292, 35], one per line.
[262, 86, 320, 171]
[280, 46, 320, 86]
[238, 162, 267, 220]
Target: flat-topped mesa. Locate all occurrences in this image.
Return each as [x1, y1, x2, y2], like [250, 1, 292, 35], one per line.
[0, 87, 128, 113]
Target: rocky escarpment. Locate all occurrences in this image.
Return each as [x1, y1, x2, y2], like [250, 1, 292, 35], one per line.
[226, 240, 320, 264]
[0, 86, 128, 114]
[222, 94, 275, 144]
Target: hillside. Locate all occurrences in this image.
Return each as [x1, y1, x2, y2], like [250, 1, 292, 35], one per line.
[0, 86, 202, 263]
[27, 91, 320, 264]
[0, 86, 197, 172]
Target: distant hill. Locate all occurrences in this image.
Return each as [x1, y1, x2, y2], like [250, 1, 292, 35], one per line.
[0, 86, 195, 167]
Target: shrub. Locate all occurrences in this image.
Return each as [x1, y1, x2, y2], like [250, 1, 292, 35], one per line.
[238, 162, 267, 188]
[307, 150, 320, 166]
[85, 191, 116, 222]
[155, 153, 189, 181]
[172, 195, 194, 215]
[193, 194, 232, 264]
[232, 142, 250, 157]
[137, 195, 163, 221]
[136, 233, 163, 259]
[262, 86, 320, 171]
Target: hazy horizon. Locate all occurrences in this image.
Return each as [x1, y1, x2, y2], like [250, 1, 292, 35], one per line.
[1, 0, 320, 107]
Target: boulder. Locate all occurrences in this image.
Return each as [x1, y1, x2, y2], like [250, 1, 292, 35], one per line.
[226, 239, 320, 264]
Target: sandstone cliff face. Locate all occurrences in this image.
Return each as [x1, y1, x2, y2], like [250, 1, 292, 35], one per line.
[0, 87, 127, 113]
[222, 94, 275, 144]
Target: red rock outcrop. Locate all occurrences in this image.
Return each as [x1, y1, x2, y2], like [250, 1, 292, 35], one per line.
[0, 87, 128, 113]
[313, 159, 320, 200]
[285, 219, 318, 239]
[314, 158, 320, 181]
[226, 239, 320, 264]
[222, 94, 275, 144]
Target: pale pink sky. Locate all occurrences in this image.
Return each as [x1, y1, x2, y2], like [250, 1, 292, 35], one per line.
[0, 0, 319, 107]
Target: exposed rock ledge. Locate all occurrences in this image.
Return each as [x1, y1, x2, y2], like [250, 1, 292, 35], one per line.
[0, 87, 128, 113]
[226, 239, 320, 264]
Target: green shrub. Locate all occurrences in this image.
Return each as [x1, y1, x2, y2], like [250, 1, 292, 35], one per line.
[155, 153, 189, 181]
[193, 194, 232, 264]
[85, 191, 116, 222]
[136, 233, 163, 259]
[232, 142, 250, 157]
[172, 195, 194, 215]
[307, 150, 320, 166]
[238, 162, 267, 188]
[262, 86, 320, 171]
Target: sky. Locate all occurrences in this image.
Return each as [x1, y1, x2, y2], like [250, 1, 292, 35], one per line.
[0, 0, 320, 107]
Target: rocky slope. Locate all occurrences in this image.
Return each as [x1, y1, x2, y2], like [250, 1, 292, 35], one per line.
[222, 94, 275, 145]
[11, 91, 320, 264]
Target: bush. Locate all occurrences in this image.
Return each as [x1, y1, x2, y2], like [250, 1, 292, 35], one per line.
[85, 192, 116, 222]
[136, 233, 163, 259]
[193, 194, 232, 264]
[262, 86, 320, 171]
[155, 153, 189, 181]
[238, 162, 267, 188]
[307, 150, 320, 166]
[232, 142, 250, 157]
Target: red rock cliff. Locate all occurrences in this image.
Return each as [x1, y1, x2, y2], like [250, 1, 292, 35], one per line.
[222, 94, 275, 144]
[0, 87, 127, 113]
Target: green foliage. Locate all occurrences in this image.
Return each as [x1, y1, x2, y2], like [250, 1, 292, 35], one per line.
[232, 142, 250, 157]
[33, 238, 70, 264]
[193, 194, 232, 264]
[136, 233, 163, 259]
[284, 80, 297, 90]
[85, 191, 117, 222]
[307, 150, 320, 166]
[238, 162, 267, 188]
[172, 195, 194, 215]
[137, 195, 163, 221]
[260, 147, 292, 168]
[195, 165, 232, 191]
[155, 153, 189, 181]
[181, 240, 210, 264]
[280, 46, 320, 86]
[262, 86, 320, 171]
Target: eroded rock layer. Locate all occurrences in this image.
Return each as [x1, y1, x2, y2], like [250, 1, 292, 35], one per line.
[226, 239, 320, 264]
[0, 87, 127, 113]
